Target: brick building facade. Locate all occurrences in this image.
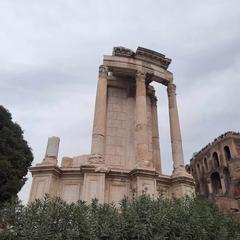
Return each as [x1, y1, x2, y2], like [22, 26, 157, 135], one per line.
[188, 132, 240, 214]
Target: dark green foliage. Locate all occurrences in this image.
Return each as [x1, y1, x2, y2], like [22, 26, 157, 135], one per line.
[1, 196, 240, 240]
[0, 106, 33, 204]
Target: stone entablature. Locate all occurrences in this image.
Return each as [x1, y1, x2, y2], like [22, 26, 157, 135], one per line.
[29, 47, 194, 204]
[112, 47, 171, 70]
[188, 132, 240, 214]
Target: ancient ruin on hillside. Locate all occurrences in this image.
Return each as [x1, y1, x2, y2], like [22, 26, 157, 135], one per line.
[189, 131, 240, 214]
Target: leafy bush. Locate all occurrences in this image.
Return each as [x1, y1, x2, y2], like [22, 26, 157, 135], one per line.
[0, 196, 240, 240]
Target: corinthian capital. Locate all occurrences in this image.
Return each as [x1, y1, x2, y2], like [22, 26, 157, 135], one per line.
[99, 65, 108, 78]
[136, 71, 146, 82]
[151, 95, 158, 107]
[167, 83, 176, 97]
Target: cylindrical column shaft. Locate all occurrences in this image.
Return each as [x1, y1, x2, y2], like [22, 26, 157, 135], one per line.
[167, 83, 185, 176]
[135, 71, 150, 168]
[151, 95, 162, 173]
[90, 65, 108, 163]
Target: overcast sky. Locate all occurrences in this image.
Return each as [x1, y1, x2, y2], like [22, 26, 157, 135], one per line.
[0, 0, 239, 203]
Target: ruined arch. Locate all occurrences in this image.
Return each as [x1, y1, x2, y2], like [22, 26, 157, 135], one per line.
[211, 172, 222, 194]
[224, 146, 231, 161]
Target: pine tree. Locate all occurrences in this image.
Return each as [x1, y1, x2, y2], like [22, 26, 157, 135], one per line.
[0, 105, 33, 204]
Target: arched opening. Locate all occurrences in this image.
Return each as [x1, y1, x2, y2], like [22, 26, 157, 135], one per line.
[223, 167, 231, 194]
[211, 172, 222, 194]
[212, 152, 220, 168]
[204, 158, 208, 171]
[197, 163, 200, 171]
[224, 146, 231, 161]
[197, 163, 201, 178]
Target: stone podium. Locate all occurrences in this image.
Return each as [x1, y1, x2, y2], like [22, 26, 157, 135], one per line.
[29, 47, 194, 204]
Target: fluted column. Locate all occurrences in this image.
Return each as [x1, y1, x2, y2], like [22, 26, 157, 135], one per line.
[167, 83, 186, 176]
[90, 65, 108, 164]
[135, 71, 151, 168]
[151, 94, 162, 173]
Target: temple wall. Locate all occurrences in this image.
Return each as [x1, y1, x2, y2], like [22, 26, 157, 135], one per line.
[105, 177, 130, 204]
[105, 86, 132, 169]
[105, 84, 153, 170]
[59, 176, 84, 203]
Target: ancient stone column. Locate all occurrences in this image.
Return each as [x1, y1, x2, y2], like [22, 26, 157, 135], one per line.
[90, 65, 108, 164]
[135, 71, 151, 168]
[167, 83, 185, 176]
[151, 94, 162, 173]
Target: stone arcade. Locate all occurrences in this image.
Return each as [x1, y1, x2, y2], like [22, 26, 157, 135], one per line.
[29, 47, 194, 204]
[188, 132, 240, 214]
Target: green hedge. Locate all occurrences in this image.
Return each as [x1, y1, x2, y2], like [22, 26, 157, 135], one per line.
[1, 196, 240, 240]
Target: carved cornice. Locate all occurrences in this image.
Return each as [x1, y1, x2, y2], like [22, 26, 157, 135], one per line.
[29, 165, 62, 177]
[135, 47, 171, 70]
[129, 168, 159, 178]
[99, 65, 108, 78]
[112, 46, 171, 70]
[112, 46, 135, 57]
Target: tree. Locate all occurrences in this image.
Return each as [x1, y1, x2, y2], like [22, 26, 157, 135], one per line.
[0, 196, 240, 240]
[0, 106, 33, 204]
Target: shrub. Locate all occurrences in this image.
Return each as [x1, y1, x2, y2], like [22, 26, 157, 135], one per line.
[0, 196, 240, 240]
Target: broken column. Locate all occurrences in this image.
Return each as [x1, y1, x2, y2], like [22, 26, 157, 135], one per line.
[41, 136, 60, 165]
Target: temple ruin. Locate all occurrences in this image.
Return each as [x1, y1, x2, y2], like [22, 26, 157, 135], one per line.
[29, 47, 194, 204]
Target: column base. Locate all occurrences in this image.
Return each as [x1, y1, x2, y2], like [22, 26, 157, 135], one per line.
[171, 167, 193, 178]
[169, 173, 195, 198]
[37, 157, 57, 166]
[88, 154, 105, 164]
[135, 160, 154, 170]
[129, 168, 158, 198]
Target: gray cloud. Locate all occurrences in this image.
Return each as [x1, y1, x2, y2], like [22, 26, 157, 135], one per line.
[0, 0, 239, 203]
